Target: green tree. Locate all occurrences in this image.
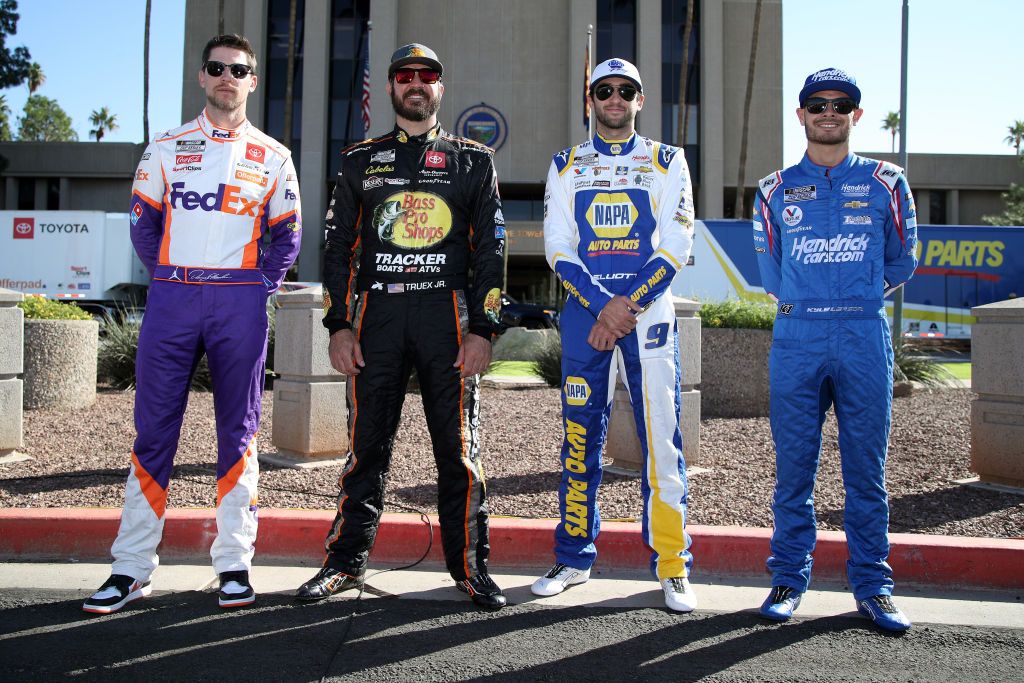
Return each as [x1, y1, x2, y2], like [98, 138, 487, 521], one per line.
[882, 111, 900, 153]
[1004, 120, 1024, 155]
[0, 94, 12, 140]
[982, 183, 1024, 226]
[26, 60, 43, 93]
[89, 106, 118, 141]
[16, 95, 78, 141]
[0, 0, 31, 89]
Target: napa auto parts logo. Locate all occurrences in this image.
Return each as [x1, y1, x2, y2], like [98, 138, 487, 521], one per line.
[13, 216, 34, 239]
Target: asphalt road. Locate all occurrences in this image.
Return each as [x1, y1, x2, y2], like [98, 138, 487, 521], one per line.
[2, 587, 1022, 682]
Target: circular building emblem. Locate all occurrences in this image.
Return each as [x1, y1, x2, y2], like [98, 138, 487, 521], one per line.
[456, 103, 507, 151]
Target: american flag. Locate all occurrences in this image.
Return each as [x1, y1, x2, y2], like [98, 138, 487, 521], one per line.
[582, 42, 590, 129]
[360, 24, 371, 134]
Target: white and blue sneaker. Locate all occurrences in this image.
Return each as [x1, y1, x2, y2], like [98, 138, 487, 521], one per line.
[661, 577, 698, 613]
[857, 594, 911, 632]
[531, 563, 591, 597]
[759, 585, 803, 621]
[82, 574, 152, 615]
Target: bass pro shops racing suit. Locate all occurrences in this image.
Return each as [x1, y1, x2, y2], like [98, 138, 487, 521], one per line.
[753, 153, 917, 600]
[321, 123, 505, 581]
[544, 132, 695, 579]
[117, 110, 302, 579]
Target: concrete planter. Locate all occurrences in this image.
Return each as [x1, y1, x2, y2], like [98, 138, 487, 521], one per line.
[23, 319, 99, 410]
[700, 327, 772, 418]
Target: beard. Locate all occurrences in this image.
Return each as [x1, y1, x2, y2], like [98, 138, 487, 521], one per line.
[804, 118, 852, 146]
[391, 87, 441, 122]
[594, 105, 635, 134]
[206, 88, 246, 115]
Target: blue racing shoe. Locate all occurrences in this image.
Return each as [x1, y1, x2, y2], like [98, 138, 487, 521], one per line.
[857, 594, 912, 632]
[759, 585, 803, 621]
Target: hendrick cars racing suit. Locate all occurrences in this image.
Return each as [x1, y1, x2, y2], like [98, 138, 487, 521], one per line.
[544, 132, 695, 580]
[115, 110, 302, 580]
[321, 123, 505, 581]
[753, 152, 917, 600]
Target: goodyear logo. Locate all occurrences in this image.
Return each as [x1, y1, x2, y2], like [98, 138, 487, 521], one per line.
[564, 376, 591, 406]
[586, 193, 637, 239]
[372, 191, 453, 249]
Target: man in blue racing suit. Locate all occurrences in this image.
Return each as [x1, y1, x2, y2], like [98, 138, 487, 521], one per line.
[753, 68, 918, 632]
[531, 58, 697, 612]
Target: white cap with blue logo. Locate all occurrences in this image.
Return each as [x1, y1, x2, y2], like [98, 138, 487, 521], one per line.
[590, 58, 643, 92]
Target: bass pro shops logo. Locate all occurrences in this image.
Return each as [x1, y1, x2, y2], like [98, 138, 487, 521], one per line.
[13, 216, 34, 239]
[371, 191, 453, 249]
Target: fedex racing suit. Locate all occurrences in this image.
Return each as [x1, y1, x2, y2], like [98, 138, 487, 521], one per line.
[115, 110, 302, 580]
[753, 152, 917, 599]
[544, 132, 695, 579]
[321, 123, 505, 581]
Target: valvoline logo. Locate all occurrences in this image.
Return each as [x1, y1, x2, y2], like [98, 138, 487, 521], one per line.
[13, 216, 34, 239]
[169, 182, 259, 216]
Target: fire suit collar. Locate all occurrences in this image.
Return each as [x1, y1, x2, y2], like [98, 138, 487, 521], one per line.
[198, 109, 251, 141]
[394, 123, 443, 145]
[592, 131, 638, 156]
[798, 152, 858, 181]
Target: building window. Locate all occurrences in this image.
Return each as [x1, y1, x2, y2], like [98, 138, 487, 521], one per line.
[596, 0, 636, 64]
[17, 177, 34, 210]
[662, 0, 700, 182]
[264, 0, 306, 168]
[328, 0, 371, 178]
[47, 178, 60, 210]
[929, 190, 947, 225]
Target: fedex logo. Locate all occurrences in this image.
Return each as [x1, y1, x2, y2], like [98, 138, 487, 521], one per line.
[285, 189, 297, 200]
[169, 182, 259, 216]
[13, 216, 34, 239]
[211, 129, 238, 139]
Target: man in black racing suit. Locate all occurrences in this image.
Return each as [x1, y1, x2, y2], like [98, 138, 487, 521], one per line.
[295, 43, 508, 610]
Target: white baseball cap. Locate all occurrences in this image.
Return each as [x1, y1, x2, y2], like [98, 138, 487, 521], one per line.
[590, 58, 643, 92]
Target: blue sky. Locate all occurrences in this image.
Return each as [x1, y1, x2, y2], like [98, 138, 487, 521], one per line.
[5, 0, 1023, 165]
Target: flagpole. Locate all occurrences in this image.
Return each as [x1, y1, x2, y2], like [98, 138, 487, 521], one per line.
[587, 24, 593, 139]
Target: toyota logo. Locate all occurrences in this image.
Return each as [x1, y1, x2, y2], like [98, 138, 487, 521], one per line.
[14, 221, 31, 235]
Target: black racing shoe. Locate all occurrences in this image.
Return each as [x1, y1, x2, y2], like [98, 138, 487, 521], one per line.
[295, 567, 364, 602]
[456, 573, 507, 611]
[82, 574, 152, 614]
[218, 570, 256, 608]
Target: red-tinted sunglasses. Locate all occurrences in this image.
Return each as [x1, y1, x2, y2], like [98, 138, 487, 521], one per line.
[393, 67, 441, 85]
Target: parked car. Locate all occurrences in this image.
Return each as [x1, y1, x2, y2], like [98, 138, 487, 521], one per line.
[499, 292, 559, 332]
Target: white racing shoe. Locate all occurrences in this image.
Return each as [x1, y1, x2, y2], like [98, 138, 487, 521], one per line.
[531, 563, 591, 597]
[661, 577, 698, 613]
[82, 574, 152, 615]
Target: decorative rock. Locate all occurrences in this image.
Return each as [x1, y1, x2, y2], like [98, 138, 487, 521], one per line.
[23, 319, 99, 410]
[701, 327, 772, 418]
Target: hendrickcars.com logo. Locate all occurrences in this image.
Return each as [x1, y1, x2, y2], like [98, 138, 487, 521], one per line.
[13, 216, 34, 239]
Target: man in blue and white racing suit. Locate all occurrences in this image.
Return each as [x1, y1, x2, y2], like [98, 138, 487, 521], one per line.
[531, 58, 697, 612]
[753, 68, 918, 632]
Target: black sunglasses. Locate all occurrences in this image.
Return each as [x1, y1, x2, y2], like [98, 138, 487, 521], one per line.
[204, 60, 255, 79]
[593, 83, 639, 102]
[803, 97, 857, 115]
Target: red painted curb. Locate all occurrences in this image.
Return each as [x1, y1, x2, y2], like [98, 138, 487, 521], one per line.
[0, 508, 1021, 590]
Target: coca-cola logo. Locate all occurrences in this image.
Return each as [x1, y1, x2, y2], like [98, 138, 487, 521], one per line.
[13, 217, 34, 239]
[176, 154, 202, 165]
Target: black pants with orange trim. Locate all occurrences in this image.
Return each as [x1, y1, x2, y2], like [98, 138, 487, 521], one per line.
[323, 289, 491, 580]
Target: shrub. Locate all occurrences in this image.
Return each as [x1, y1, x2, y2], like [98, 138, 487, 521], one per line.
[699, 299, 775, 330]
[892, 340, 957, 387]
[18, 295, 93, 321]
[531, 332, 563, 388]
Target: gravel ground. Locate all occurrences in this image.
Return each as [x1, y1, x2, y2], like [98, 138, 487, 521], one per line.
[3, 385, 1022, 539]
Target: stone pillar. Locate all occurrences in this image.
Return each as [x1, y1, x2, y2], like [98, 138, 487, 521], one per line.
[605, 297, 701, 471]
[267, 285, 349, 468]
[0, 289, 24, 462]
[970, 298, 1024, 488]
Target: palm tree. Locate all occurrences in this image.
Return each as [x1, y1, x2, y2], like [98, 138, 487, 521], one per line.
[143, 0, 152, 142]
[882, 111, 900, 153]
[89, 107, 119, 142]
[734, 0, 763, 219]
[1004, 120, 1024, 155]
[282, 0, 298, 147]
[27, 62, 44, 94]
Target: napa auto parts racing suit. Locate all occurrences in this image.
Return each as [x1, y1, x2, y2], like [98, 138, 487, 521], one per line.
[544, 131, 695, 580]
[114, 110, 302, 580]
[753, 152, 917, 600]
[321, 123, 505, 581]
